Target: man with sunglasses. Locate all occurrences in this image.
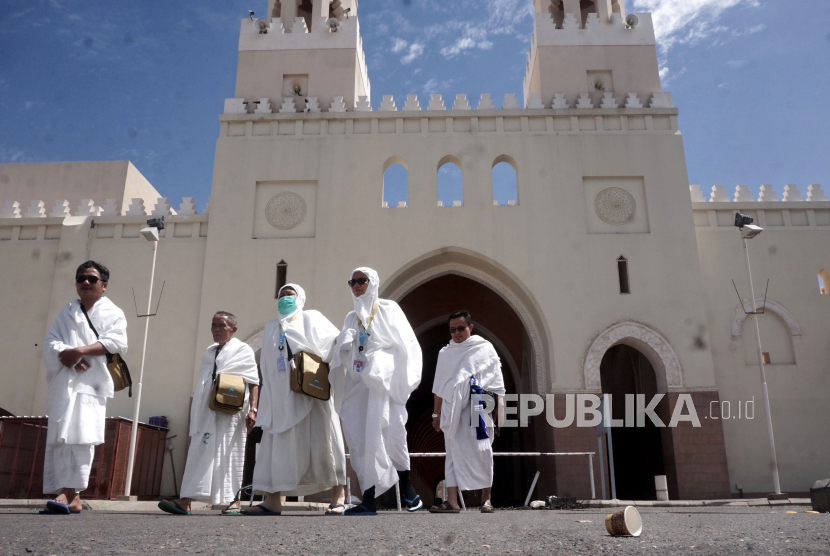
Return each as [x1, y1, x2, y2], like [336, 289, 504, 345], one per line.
[330, 267, 423, 515]
[42, 261, 128, 514]
[429, 310, 505, 514]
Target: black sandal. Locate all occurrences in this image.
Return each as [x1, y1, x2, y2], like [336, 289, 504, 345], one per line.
[428, 500, 461, 514]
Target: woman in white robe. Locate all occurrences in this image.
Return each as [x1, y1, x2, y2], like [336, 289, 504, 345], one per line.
[430, 310, 505, 513]
[245, 284, 347, 515]
[159, 311, 259, 515]
[330, 267, 423, 515]
[43, 261, 128, 514]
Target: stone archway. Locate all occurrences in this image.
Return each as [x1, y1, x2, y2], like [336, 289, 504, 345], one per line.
[383, 249, 551, 394]
[584, 321, 682, 393]
[731, 298, 801, 337]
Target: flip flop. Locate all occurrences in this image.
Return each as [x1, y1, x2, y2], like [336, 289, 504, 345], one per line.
[428, 501, 461, 514]
[343, 504, 377, 516]
[222, 505, 242, 515]
[241, 504, 282, 516]
[45, 499, 79, 514]
[325, 504, 346, 515]
[404, 495, 423, 512]
[158, 499, 191, 515]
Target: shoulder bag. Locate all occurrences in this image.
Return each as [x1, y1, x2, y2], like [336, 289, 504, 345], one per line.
[79, 301, 132, 396]
[208, 345, 246, 414]
[286, 339, 331, 401]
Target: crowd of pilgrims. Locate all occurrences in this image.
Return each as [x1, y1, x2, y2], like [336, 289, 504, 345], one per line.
[41, 261, 505, 516]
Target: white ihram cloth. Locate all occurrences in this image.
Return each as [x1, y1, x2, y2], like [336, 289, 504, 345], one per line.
[42, 297, 128, 493]
[181, 337, 258, 504]
[253, 284, 347, 495]
[433, 335, 505, 491]
[330, 268, 422, 496]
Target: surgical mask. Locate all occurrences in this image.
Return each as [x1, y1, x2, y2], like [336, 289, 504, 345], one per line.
[278, 296, 297, 315]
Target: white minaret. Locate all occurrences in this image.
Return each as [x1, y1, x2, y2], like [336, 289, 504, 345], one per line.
[237, 0, 369, 111]
[524, 0, 661, 109]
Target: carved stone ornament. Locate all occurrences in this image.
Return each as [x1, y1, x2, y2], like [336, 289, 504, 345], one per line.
[595, 187, 636, 225]
[583, 321, 683, 391]
[265, 192, 307, 230]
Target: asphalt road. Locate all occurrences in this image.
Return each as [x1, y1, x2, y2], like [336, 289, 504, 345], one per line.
[2, 507, 828, 555]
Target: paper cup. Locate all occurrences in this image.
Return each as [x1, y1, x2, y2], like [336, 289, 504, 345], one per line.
[605, 506, 643, 537]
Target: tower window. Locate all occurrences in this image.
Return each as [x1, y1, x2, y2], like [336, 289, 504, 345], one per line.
[617, 256, 630, 294]
[276, 260, 287, 298]
[383, 156, 409, 208]
[437, 156, 463, 207]
[492, 155, 518, 206]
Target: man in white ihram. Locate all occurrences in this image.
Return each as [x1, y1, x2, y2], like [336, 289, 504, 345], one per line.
[430, 310, 505, 514]
[158, 311, 259, 515]
[42, 260, 128, 514]
[331, 267, 423, 515]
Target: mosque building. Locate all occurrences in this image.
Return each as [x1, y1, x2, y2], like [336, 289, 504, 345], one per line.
[1, 0, 828, 503]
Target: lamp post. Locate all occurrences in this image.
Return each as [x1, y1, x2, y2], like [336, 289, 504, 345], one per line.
[735, 213, 783, 497]
[122, 217, 163, 498]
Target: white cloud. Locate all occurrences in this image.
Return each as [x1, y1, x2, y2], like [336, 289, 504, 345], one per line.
[422, 78, 439, 94]
[401, 43, 424, 64]
[630, 0, 761, 51]
[391, 38, 408, 53]
[726, 59, 747, 69]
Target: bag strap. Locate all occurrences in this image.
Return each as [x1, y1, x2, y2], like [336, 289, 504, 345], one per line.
[211, 344, 224, 383]
[79, 301, 100, 339]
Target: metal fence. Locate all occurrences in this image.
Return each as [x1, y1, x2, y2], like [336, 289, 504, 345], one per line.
[344, 451, 597, 511]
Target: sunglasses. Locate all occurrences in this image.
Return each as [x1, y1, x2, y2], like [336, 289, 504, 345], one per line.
[76, 275, 102, 284]
[449, 325, 469, 334]
[348, 277, 370, 287]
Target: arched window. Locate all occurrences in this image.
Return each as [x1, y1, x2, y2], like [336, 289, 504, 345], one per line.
[492, 155, 518, 206]
[383, 156, 409, 208]
[275, 260, 287, 299]
[437, 156, 463, 207]
[742, 312, 795, 365]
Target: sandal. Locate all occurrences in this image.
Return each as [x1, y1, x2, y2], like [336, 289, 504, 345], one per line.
[241, 504, 282, 516]
[325, 504, 346, 515]
[158, 499, 191, 515]
[343, 504, 377, 516]
[480, 501, 495, 513]
[222, 504, 242, 515]
[428, 500, 461, 514]
[44, 499, 81, 514]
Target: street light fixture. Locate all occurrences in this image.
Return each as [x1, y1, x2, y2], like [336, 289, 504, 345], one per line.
[122, 216, 163, 499]
[735, 212, 783, 498]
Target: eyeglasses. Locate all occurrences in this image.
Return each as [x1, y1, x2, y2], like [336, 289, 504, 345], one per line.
[348, 277, 370, 287]
[76, 275, 101, 284]
[449, 325, 469, 334]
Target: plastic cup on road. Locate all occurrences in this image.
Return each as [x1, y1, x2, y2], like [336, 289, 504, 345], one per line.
[605, 506, 642, 537]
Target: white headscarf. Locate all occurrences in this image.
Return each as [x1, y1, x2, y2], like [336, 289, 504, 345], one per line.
[278, 283, 306, 324]
[350, 267, 379, 325]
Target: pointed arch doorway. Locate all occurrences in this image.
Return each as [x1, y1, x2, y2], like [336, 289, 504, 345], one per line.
[394, 273, 533, 508]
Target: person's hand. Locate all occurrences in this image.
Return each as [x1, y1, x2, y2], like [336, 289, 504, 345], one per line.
[74, 358, 90, 371]
[59, 347, 84, 368]
[246, 410, 257, 433]
[338, 328, 356, 349]
[432, 415, 441, 432]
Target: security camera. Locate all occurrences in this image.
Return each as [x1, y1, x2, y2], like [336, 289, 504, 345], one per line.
[248, 10, 255, 20]
[147, 216, 165, 230]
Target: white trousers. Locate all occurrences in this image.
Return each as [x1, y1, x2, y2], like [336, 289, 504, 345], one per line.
[252, 397, 346, 497]
[180, 411, 247, 505]
[43, 443, 96, 494]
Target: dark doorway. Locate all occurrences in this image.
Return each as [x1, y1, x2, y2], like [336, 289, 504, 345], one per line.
[600, 344, 665, 500]
[393, 274, 531, 508]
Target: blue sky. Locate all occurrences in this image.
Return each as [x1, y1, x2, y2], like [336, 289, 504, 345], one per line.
[1, 0, 827, 211]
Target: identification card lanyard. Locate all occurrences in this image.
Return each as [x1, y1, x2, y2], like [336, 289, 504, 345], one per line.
[278, 314, 300, 371]
[353, 303, 378, 373]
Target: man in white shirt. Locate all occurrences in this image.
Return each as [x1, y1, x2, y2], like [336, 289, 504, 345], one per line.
[430, 310, 505, 514]
[42, 261, 128, 514]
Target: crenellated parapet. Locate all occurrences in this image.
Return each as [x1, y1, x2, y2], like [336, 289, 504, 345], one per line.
[0, 197, 210, 242]
[689, 184, 830, 230]
[223, 90, 672, 115]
